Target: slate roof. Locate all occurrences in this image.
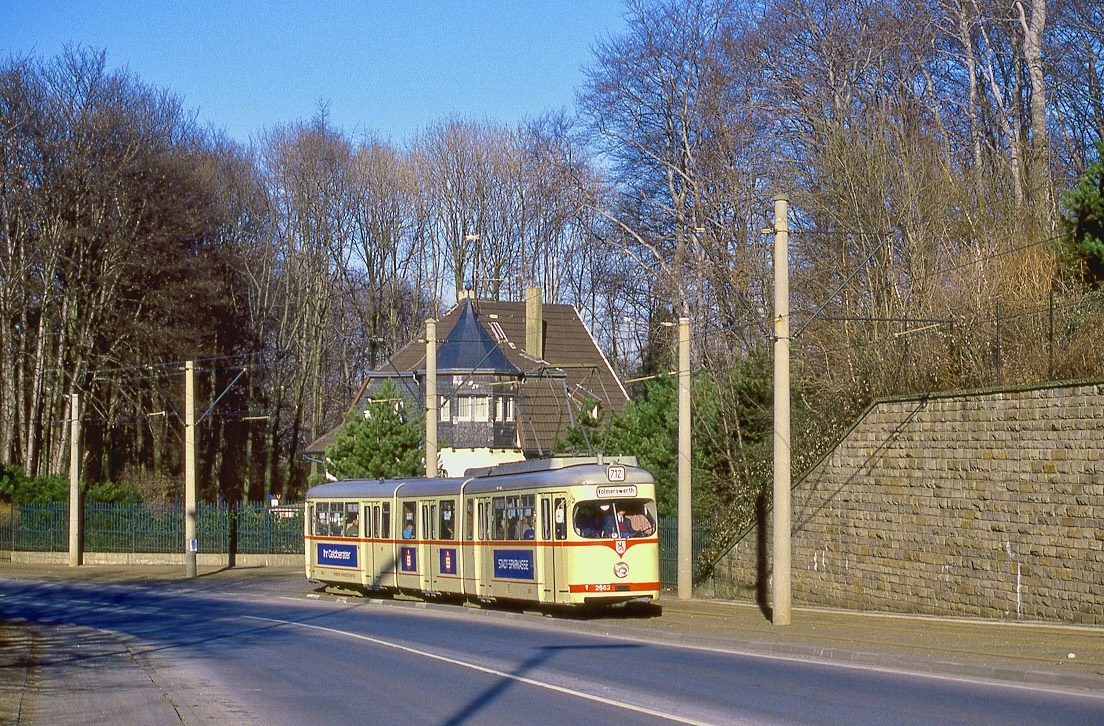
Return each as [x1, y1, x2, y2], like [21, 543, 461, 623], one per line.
[305, 296, 629, 457]
[436, 300, 519, 374]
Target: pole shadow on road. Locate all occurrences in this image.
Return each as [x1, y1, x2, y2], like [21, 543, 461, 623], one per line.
[442, 642, 644, 726]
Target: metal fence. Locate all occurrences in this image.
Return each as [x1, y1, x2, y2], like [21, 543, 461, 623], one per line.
[658, 517, 712, 590]
[0, 502, 305, 555]
[1, 503, 69, 552]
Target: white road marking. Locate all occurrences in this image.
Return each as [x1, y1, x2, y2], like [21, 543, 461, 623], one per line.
[268, 592, 1104, 702]
[243, 615, 736, 725]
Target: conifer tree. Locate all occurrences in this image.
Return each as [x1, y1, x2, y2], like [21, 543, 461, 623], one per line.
[1060, 140, 1104, 284]
[324, 382, 424, 480]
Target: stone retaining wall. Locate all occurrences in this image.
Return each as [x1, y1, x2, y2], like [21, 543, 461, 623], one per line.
[707, 381, 1104, 624]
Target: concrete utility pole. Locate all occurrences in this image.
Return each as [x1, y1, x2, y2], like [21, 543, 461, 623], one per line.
[677, 316, 693, 599]
[185, 360, 197, 578]
[68, 393, 81, 567]
[425, 318, 438, 478]
[772, 195, 792, 625]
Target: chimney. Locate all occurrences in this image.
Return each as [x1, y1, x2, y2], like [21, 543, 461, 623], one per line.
[525, 286, 543, 360]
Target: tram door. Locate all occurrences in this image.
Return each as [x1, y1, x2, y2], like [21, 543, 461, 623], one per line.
[476, 499, 490, 598]
[433, 499, 461, 595]
[539, 495, 556, 601]
[461, 498, 479, 598]
[421, 502, 435, 591]
[374, 502, 394, 588]
[542, 495, 570, 603]
[358, 500, 374, 585]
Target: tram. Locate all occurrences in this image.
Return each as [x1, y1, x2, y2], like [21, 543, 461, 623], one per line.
[304, 456, 660, 606]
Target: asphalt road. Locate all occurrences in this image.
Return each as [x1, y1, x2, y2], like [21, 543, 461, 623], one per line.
[0, 568, 1101, 724]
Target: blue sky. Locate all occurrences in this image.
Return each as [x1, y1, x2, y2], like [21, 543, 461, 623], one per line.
[1, 1, 627, 144]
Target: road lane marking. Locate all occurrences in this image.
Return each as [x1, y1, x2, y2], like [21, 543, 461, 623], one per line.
[268, 593, 1104, 701]
[243, 615, 737, 725]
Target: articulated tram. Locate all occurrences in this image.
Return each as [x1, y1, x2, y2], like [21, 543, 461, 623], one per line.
[304, 456, 660, 606]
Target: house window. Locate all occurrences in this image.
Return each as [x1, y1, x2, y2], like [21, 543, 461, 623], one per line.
[471, 396, 489, 421]
[454, 395, 490, 422]
[439, 396, 450, 422]
[495, 396, 515, 422]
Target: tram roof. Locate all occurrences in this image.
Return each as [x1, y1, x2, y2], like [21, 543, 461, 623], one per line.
[306, 457, 654, 501]
[306, 477, 468, 500]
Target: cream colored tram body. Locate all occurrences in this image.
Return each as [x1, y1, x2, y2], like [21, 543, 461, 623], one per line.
[304, 457, 660, 606]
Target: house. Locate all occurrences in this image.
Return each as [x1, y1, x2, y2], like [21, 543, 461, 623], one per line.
[306, 288, 629, 478]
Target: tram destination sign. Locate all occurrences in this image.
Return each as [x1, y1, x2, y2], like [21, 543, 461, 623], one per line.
[596, 485, 638, 498]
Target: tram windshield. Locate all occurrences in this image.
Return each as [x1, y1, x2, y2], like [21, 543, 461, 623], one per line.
[573, 499, 657, 539]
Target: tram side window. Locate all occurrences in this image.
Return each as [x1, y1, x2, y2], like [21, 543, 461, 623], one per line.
[492, 494, 534, 541]
[342, 502, 360, 537]
[518, 495, 535, 540]
[313, 503, 329, 536]
[554, 498, 567, 540]
[320, 502, 347, 536]
[491, 497, 506, 540]
[440, 500, 455, 540]
[402, 501, 417, 539]
[465, 499, 475, 540]
[381, 502, 390, 539]
[541, 499, 551, 541]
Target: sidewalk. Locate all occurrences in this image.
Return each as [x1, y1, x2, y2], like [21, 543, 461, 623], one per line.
[650, 596, 1104, 692]
[0, 563, 1101, 724]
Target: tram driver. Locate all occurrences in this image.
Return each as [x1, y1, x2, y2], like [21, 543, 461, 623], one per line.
[614, 506, 637, 538]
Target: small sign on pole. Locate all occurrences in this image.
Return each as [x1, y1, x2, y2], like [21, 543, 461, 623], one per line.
[188, 538, 199, 553]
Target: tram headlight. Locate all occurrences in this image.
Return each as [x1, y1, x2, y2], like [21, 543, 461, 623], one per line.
[614, 561, 629, 579]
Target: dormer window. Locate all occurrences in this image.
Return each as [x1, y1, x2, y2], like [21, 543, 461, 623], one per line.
[455, 395, 490, 422]
[495, 396, 516, 422]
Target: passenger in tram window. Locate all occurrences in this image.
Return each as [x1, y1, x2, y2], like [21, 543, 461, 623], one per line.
[521, 518, 535, 540]
[344, 514, 359, 538]
[626, 506, 653, 536]
[574, 505, 605, 538]
[402, 520, 415, 539]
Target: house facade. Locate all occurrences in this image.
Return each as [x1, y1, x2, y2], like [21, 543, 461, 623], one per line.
[308, 288, 629, 478]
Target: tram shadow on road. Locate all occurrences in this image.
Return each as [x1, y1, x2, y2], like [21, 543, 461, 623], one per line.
[313, 582, 663, 621]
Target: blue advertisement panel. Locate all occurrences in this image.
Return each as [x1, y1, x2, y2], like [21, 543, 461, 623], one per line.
[400, 546, 418, 573]
[493, 549, 535, 580]
[440, 548, 457, 575]
[317, 542, 358, 568]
